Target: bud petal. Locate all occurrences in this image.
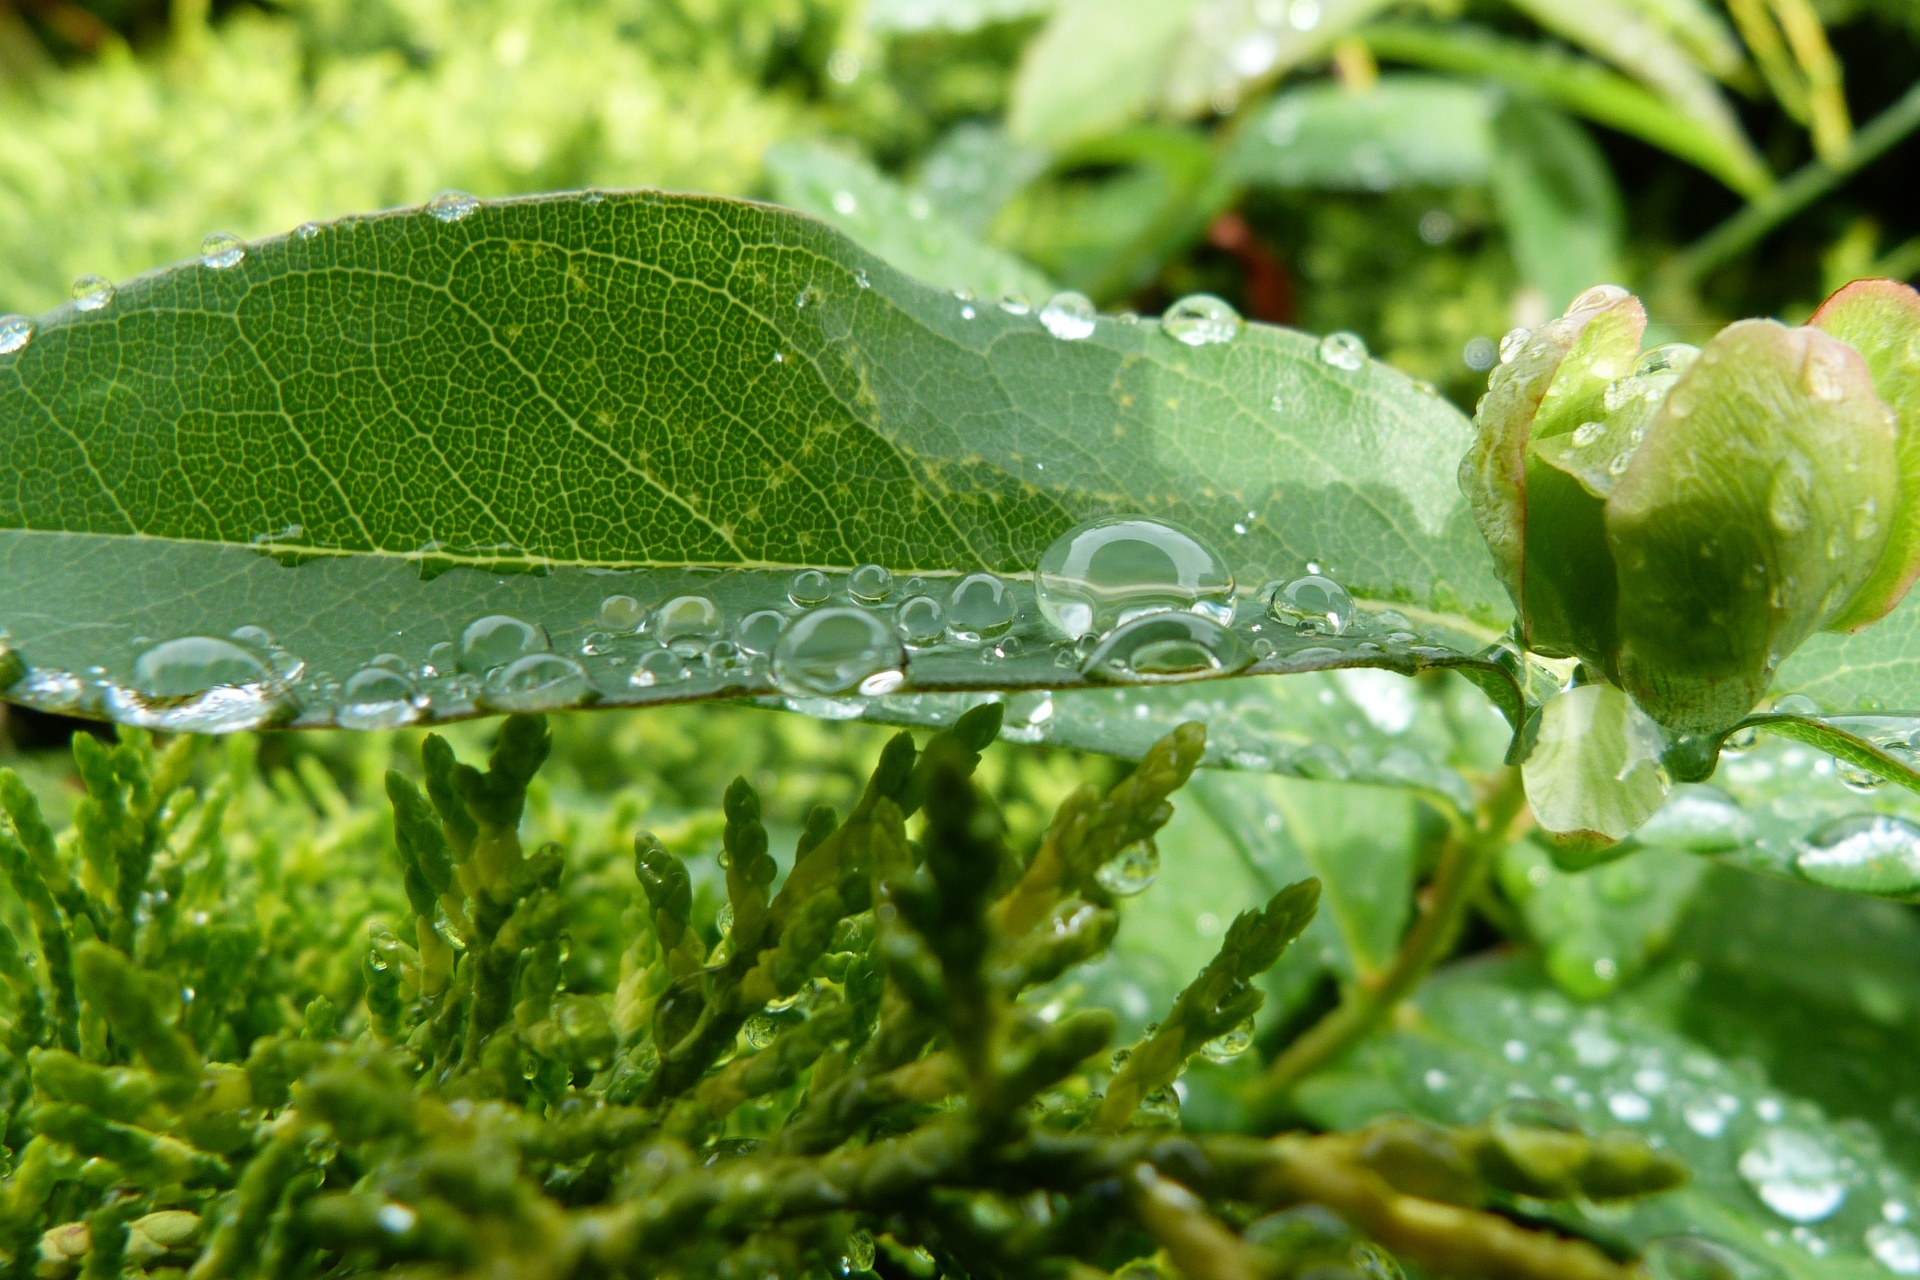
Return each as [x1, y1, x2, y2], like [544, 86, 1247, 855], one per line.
[1607, 321, 1897, 732]
[1811, 278, 1920, 631]
[1521, 683, 1670, 853]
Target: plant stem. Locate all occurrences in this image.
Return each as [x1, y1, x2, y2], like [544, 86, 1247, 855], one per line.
[1250, 766, 1526, 1107]
[1672, 77, 1920, 284]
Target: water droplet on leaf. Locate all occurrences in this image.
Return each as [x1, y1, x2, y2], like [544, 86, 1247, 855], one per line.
[630, 647, 689, 688]
[460, 614, 545, 672]
[773, 608, 905, 696]
[1868, 1224, 1920, 1275]
[946, 573, 1014, 642]
[1795, 814, 1920, 896]
[1083, 613, 1251, 683]
[70, 275, 114, 311]
[1162, 294, 1242, 346]
[0, 316, 34, 354]
[788, 569, 832, 608]
[1039, 291, 1097, 341]
[200, 232, 246, 269]
[1199, 1017, 1254, 1062]
[1318, 331, 1367, 370]
[654, 595, 721, 646]
[1035, 516, 1235, 638]
[487, 653, 589, 711]
[849, 564, 894, 604]
[894, 595, 946, 646]
[1270, 575, 1356, 635]
[338, 666, 420, 730]
[1498, 327, 1531, 364]
[1567, 284, 1631, 313]
[597, 594, 645, 632]
[735, 610, 787, 656]
[1738, 1128, 1846, 1223]
[1095, 839, 1159, 896]
[426, 190, 480, 222]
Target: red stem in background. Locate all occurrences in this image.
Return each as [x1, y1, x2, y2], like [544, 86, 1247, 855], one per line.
[1207, 212, 1295, 326]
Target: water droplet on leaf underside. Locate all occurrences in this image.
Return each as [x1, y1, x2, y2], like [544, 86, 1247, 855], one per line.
[772, 608, 905, 697]
[1035, 516, 1235, 639]
[1083, 613, 1251, 683]
[1795, 814, 1920, 897]
[1040, 291, 1097, 341]
[1738, 1127, 1846, 1223]
[946, 574, 1014, 642]
[1095, 840, 1159, 896]
[338, 666, 419, 730]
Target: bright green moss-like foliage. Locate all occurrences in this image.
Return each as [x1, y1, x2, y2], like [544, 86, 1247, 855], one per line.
[0, 709, 1681, 1278]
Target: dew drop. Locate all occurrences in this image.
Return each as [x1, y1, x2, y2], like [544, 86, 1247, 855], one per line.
[1637, 343, 1701, 378]
[1039, 291, 1097, 341]
[849, 564, 894, 604]
[1608, 1090, 1653, 1122]
[630, 647, 690, 688]
[1318, 331, 1367, 371]
[843, 1229, 876, 1272]
[1269, 575, 1356, 635]
[0, 315, 34, 354]
[109, 637, 278, 733]
[1571, 422, 1604, 448]
[1199, 1016, 1254, 1063]
[1095, 839, 1159, 896]
[1803, 341, 1852, 402]
[1035, 516, 1235, 639]
[459, 614, 546, 672]
[743, 1015, 779, 1050]
[1767, 455, 1814, 534]
[1869, 1224, 1920, 1275]
[788, 569, 832, 608]
[132, 636, 270, 698]
[1684, 1098, 1730, 1138]
[1566, 284, 1631, 313]
[654, 595, 721, 646]
[426, 190, 481, 223]
[735, 609, 787, 656]
[998, 293, 1031, 315]
[1794, 814, 1920, 897]
[1162, 294, 1242, 346]
[1498, 327, 1531, 364]
[894, 595, 946, 646]
[1738, 1128, 1846, 1223]
[338, 666, 420, 730]
[200, 232, 246, 269]
[70, 275, 114, 312]
[772, 607, 905, 697]
[946, 573, 1015, 642]
[597, 594, 646, 632]
[486, 653, 589, 711]
[1082, 613, 1251, 683]
[1839, 758, 1888, 792]
[294, 221, 322, 240]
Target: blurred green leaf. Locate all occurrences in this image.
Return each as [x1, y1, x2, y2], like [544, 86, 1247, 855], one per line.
[1490, 100, 1625, 314]
[1615, 0, 1750, 82]
[1007, 0, 1201, 149]
[1162, 0, 1399, 118]
[867, 0, 1058, 34]
[765, 140, 1055, 300]
[1362, 22, 1773, 196]
[993, 126, 1236, 301]
[1498, 843, 1707, 999]
[1225, 76, 1497, 193]
[913, 123, 1052, 235]
[1299, 953, 1920, 1279]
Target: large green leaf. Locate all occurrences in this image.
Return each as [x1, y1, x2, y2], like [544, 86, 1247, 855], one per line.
[1006, 0, 1201, 150]
[0, 189, 1516, 744]
[1490, 100, 1625, 315]
[1299, 952, 1920, 1280]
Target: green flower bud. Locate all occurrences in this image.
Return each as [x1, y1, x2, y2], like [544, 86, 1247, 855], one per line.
[1462, 280, 1920, 732]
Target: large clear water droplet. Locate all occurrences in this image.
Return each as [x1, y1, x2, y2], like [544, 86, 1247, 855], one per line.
[894, 595, 946, 646]
[200, 232, 246, 269]
[1095, 839, 1159, 896]
[1162, 294, 1242, 346]
[1199, 1016, 1254, 1063]
[630, 647, 689, 688]
[1082, 613, 1251, 683]
[1269, 574, 1356, 635]
[788, 569, 832, 608]
[1318, 331, 1367, 371]
[460, 615, 545, 672]
[743, 1014, 779, 1050]
[1794, 814, 1920, 897]
[597, 594, 645, 632]
[338, 666, 420, 730]
[1035, 516, 1235, 639]
[849, 564, 894, 604]
[654, 595, 721, 646]
[1738, 1128, 1846, 1223]
[1039, 291, 1097, 341]
[0, 315, 34, 354]
[487, 653, 589, 711]
[110, 637, 278, 733]
[1566, 284, 1631, 314]
[946, 573, 1014, 642]
[1868, 1224, 1920, 1275]
[735, 609, 787, 656]
[842, 1229, 876, 1272]
[426, 190, 481, 223]
[773, 607, 906, 696]
[1637, 788, 1754, 853]
[1498, 327, 1531, 364]
[70, 275, 114, 312]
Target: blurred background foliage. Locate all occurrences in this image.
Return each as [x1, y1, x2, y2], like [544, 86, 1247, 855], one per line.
[0, 0, 1916, 411]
